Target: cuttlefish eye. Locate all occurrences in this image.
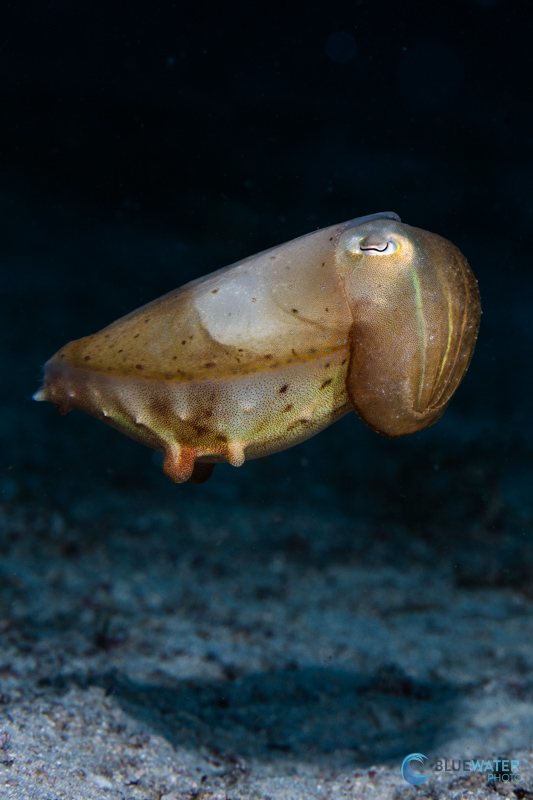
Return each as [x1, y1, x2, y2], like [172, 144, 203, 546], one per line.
[354, 235, 399, 255]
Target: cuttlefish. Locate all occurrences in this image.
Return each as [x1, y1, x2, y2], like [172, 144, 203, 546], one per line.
[34, 212, 481, 484]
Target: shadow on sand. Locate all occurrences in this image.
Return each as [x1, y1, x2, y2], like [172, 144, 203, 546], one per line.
[40, 664, 458, 767]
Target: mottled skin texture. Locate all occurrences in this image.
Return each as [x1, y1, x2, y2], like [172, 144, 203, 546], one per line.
[34, 213, 481, 484]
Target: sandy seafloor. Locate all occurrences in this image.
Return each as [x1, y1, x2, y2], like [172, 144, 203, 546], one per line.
[1, 181, 533, 800]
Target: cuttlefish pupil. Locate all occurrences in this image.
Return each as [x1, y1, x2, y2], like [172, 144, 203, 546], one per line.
[358, 236, 398, 254]
[34, 211, 481, 485]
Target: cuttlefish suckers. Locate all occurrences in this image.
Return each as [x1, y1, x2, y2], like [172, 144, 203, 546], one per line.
[34, 212, 481, 485]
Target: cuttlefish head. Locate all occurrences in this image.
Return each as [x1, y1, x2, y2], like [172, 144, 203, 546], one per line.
[336, 216, 481, 437]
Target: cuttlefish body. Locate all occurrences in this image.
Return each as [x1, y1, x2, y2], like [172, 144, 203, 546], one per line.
[34, 212, 481, 484]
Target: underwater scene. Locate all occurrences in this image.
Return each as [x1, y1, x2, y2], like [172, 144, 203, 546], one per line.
[1, 2, 532, 798]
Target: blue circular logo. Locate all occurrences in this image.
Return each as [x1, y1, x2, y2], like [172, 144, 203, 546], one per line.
[401, 753, 431, 785]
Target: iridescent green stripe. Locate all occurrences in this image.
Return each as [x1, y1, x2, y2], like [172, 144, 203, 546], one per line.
[434, 263, 454, 392]
[410, 268, 426, 410]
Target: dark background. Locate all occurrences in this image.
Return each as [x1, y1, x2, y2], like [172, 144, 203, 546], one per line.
[1, 0, 531, 571]
[2, 0, 529, 243]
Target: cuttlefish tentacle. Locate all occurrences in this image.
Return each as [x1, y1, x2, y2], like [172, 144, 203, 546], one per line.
[34, 212, 481, 483]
